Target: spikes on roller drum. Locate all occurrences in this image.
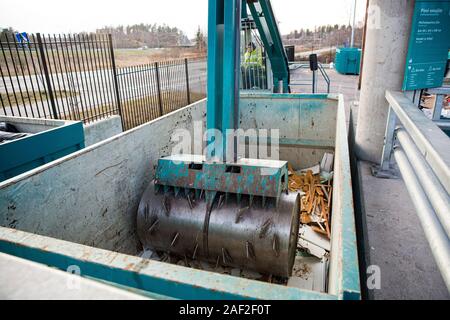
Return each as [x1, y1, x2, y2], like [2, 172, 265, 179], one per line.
[215, 255, 220, 269]
[259, 218, 272, 239]
[217, 194, 225, 209]
[187, 193, 194, 209]
[235, 206, 249, 224]
[272, 234, 280, 257]
[147, 218, 159, 234]
[246, 241, 256, 260]
[222, 248, 232, 265]
[170, 232, 179, 247]
[192, 242, 199, 260]
[143, 204, 149, 221]
[163, 196, 171, 216]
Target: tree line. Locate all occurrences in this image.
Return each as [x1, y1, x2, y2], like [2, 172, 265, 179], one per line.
[96, 23, 191, 48]
[283, 23, 364, 48]
[0, 24, 192, 49]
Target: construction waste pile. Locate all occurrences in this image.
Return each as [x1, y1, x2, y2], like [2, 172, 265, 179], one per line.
[287, 153, 334, 291]
[421, 93, 450, 119]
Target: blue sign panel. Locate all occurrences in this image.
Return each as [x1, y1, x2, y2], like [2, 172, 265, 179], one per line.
[403, 0, 450, 91]
[15, 32, 29, 44]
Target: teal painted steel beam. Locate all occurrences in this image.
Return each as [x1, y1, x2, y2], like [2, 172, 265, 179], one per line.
[206, 0, 223, 161]
[207, 0, 242, 162]
[246, 0, 290, 93]
[223, 0, 241, 162]
[0, 227, 337, 300]
[241, 0, 248, 19]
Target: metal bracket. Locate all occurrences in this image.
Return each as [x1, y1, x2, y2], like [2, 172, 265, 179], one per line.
[372, 106, 399, 179]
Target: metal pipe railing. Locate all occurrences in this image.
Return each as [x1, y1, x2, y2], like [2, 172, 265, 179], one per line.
[377, 90, 450, 292]
[396, 129, 450, 236]
[384, 91, 450, 193]
[393, 148, 450, 291]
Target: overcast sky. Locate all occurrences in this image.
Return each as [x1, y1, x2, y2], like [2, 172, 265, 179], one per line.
[0, 0, 367, 38]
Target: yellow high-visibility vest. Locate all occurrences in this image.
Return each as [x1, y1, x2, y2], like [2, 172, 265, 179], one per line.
[244, 48, 263, 67]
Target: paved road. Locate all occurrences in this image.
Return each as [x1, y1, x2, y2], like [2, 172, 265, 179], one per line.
[0, 59, 207, 118]
[295, 46, 337, 59]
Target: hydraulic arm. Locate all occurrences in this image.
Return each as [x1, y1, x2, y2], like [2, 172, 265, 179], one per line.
[245, 0, 290, 93]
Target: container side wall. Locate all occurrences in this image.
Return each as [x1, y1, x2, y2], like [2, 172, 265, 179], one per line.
[0, 100, 206, 255]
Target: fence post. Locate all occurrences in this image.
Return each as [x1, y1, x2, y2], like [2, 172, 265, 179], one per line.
[155, 62, 163, 116]
[36, 33, 58, 119]
[107, 34, 123, 125]
[184, 58, 191, 105]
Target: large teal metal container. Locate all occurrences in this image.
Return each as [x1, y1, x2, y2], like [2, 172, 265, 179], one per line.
[335, 47, 361, 75]
[0, 116, 85, 182]
[0, 94, 359, 299]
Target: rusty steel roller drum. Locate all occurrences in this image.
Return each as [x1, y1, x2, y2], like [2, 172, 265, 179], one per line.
[137, 181, 300, 277]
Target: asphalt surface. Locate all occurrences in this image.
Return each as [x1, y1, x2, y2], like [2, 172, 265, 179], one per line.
[0, 59, 207, 118]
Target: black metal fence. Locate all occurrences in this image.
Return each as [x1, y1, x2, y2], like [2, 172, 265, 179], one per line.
[0, 33, 120, 123]
[117, 59, 192, 130]
[0, 32, 207, 131]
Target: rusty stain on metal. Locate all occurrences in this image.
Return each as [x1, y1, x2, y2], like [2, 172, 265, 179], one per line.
[124, 263, 135, 270]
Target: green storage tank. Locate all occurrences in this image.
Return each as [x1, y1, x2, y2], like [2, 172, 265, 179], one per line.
[335, 47, 361, 75]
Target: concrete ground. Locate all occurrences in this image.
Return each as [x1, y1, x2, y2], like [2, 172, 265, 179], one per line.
[358, 161, 449, 300]
[291, 67, 449, 299]
[0, 252, 147, 299]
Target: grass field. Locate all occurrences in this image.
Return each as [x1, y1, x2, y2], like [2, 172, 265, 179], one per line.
[1, 89, 78, 107]
[119, 91, 205, 130]
[64, 91, 206, 130]
[0, 47, 205, 76]
[114, 48, 205, 68]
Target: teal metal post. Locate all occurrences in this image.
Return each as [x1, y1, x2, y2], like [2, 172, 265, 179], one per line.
[241, 0, 248, 19]
[206, 0, 242, 162]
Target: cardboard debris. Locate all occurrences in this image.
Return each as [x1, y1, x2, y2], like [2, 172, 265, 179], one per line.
[288, 160, 333, 241]
[298, 164, 321, 175]
[299, 225, 331, 252]
[320, 152, 334, 173]
[289, 156, 334, 263]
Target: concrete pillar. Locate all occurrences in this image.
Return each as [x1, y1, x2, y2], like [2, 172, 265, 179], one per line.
[355, 0, 415, 163]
